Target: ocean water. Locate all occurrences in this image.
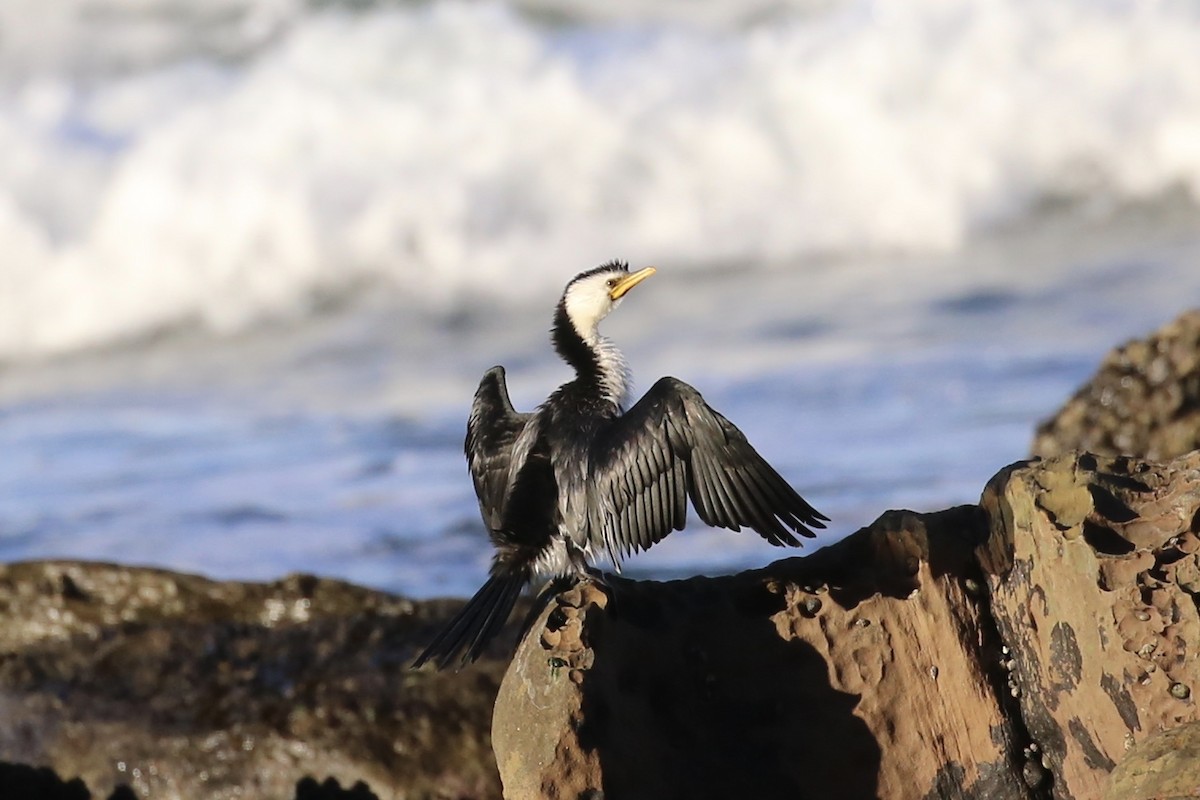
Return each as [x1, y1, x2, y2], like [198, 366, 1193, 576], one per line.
[2, 0, 1200, 598]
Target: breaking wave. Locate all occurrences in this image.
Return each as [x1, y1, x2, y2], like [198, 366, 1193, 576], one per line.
[2, 0, 1200, 359]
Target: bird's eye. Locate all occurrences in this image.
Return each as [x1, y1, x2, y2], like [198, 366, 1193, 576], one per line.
[606, 279, 617, 287]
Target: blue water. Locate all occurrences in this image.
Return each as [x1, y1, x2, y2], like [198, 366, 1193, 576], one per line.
[3, 212, 1198, 598]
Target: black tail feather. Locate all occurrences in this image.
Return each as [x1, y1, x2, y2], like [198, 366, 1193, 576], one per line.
[412, 567, 529, 670]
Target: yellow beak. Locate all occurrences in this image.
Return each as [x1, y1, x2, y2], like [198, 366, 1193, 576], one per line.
[608, 266, 656, 300]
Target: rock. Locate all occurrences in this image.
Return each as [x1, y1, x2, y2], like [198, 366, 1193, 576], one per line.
[1105, 720, 1200, 800]
[495, 506, 1026, 799]
[0, 562, 517, 800]
[494, 451, 1200, 799]
[982, 452, 1200, 800]
[1033, 309, 1200, 460]
[294, 776, 382, 800]
[0, 762, 90, 800]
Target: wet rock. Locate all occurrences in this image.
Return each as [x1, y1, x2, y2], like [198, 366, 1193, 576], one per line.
[495, 451, 1200, 799]
[0, 563, 515, 800]
[1034, 309, 1200, 460]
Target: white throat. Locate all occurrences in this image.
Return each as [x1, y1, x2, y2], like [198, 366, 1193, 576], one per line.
[563, 284, 632, 408]
[590, 334, 631, 408]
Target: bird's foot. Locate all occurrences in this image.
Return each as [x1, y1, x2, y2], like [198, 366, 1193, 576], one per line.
[516, 575, 578, 642]
[577, 566, 620, 613]
[518, 571, 618, 647]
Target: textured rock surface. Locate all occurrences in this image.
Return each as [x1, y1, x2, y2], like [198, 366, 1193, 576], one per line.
[494, 452, 1200, 800]
[496, 506, 1025, 800]
[981, 452, 1200, 800]
[0, 562, 515, 800]
[1104, 720, 1200, 800]
[1033, 309, 1200, 460]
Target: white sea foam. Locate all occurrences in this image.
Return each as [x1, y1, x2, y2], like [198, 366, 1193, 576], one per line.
[3, 0, 1200, 360]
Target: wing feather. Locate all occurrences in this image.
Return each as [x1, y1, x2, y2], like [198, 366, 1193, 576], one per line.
[587, 377, 827, 562]
[465, 366, 532, 532]
[725, 464, 793, 545]
[697, 454, 741, 530]
[686, 456, 718, 524]
[670, 461, 688, 527]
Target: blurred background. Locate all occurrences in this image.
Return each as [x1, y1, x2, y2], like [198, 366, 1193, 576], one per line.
[1, 0, 1199, 598]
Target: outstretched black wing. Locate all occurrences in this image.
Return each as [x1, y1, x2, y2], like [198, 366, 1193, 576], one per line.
[587, 377, 827, 562]
[464, 366, 532, 532]
[413, 367, 533, 671]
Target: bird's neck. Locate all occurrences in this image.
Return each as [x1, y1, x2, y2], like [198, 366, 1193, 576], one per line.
[552, 305, 630, 408]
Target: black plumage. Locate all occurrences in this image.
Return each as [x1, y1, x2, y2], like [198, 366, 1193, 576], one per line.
[413, 262, 827, 669]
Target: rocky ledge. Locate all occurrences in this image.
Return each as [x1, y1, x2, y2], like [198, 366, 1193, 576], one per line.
[1034, 309, 1200, 462]
[0, 565, 521, 799]
[496, 450, 1200, 799]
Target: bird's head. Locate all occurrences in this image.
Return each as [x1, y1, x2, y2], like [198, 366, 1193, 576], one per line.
[560, 261, 656, 340]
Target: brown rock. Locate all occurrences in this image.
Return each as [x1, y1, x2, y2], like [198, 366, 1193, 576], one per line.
[1105, 720, 1200, 800]
[494, 451, 1200, 800]
[0, 562, 514, 800]
[494, 506, 1032, 800]
[1033, 309, 1200, 460]
[980, 452, 1200, 800]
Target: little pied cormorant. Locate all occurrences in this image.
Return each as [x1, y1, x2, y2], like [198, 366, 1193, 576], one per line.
[414, 261, 827, 669]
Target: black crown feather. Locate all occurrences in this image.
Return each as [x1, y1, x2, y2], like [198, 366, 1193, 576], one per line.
[567, 260, 629, 286]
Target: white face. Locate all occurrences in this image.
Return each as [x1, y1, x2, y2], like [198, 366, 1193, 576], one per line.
[563, 270, 626, 339]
